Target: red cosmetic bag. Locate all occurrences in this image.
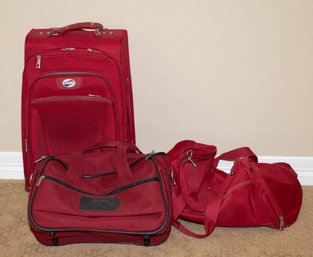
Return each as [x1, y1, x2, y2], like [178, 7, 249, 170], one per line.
[168, 140, 303, 238]
[28, 142, 172, 246]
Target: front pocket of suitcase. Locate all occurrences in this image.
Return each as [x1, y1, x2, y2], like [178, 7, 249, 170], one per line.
[30, 175, 167, 232]
[30, 96, 117, 155]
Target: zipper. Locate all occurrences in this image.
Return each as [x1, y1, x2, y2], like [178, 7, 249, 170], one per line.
[259, 195, 284, 230]
[82, 171, 116, 179]
[27, 47, 131, 142]
[186, 151, 197, 168]
[36, 151, 163, 189]
[28, 155, 170, 236]
[259, 185, 285, 230]
[179, 151, 197, 168]
[29, 72, 115, 101]
[31, 95, 112, 104]
[31, 48, 113, 70]
[36, 175, 160, 196]
[31, 156, 66, 189]
[178, 149, 215, 168]
[25, 48, 131, 151]
[27, 71, 119, 143]
[249, 166, 285, 230]
[223, 179, 252, 199]
[145, 150, 155, 160]
[34, 155, 47, 164]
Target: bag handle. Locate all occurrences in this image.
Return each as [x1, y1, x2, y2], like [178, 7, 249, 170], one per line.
[172, 172, 233, 238]
[84, 141, 141, 182]
[49, 22, 104, 36]
[83, 141, 141, 155]
[214, 147, 257, 167]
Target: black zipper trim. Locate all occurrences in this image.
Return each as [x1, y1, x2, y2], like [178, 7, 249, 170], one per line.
[28, 155, 170, 236]
[42, 176, 159, 196]
[52, 158, 68, 170]
[82, 171, 116, 179]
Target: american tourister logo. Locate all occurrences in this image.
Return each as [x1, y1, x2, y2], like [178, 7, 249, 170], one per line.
[62, 78, 76, 88]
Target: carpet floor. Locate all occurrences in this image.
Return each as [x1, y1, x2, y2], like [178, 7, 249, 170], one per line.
[0, 180, 312, 257]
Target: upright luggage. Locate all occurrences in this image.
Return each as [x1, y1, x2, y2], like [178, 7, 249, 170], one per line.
[22, 22, 135, 189]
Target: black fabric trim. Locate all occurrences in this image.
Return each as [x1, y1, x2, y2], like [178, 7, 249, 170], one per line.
[44, 176, 159, 196]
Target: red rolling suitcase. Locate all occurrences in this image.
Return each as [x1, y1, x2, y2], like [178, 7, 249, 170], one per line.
[22, 22, 136, 190]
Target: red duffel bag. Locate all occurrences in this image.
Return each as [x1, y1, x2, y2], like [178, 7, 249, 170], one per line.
[28, 141, 172, 246]
[168, 140, 303, 238]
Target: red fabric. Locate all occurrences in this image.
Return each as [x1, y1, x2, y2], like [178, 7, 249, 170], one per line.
[28, 142, 172, 246]
[168, 140, 303, 238]
[31, 229, 171, 246]
[22, 22, 136, 189]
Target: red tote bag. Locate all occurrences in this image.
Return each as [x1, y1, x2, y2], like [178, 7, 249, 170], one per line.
[168, 140, 303, 238]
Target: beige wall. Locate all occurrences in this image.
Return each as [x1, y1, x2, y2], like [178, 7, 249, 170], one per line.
[0, 0, 312, 155]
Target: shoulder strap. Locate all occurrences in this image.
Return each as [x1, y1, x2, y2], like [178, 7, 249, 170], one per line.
[172, 173, 233, 238]
[214, 147, 257, 167]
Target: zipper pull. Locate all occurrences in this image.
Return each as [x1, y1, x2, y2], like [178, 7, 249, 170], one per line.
[29, 173, 34, 185]
[279, 216, 285, 231]
[34, 155, 47, 164]
[25, 138, 28, 152]
[170, 169, 176, 186]
[36, 55, 41, 69]
[145, 150, 155, 160]
[36, 175, 45, 187]
[61, 47, 76, 51]
[186, 151, 197, 168]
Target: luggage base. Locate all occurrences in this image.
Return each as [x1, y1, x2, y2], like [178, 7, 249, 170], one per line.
[31, 227, 171, 247]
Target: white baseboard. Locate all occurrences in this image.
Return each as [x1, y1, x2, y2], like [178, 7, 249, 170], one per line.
[218, 156, 313, 185]
[0, 152, 24, 179]
[0, 152, 312, 185]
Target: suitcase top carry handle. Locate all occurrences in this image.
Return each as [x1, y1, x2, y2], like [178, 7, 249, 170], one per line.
[49, 22, 104, 36]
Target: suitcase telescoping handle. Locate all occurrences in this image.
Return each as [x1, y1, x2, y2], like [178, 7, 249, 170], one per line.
[49, 22, 104, 36]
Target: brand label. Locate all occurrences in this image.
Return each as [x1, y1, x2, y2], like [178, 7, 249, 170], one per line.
[62, 78, 76, 88]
